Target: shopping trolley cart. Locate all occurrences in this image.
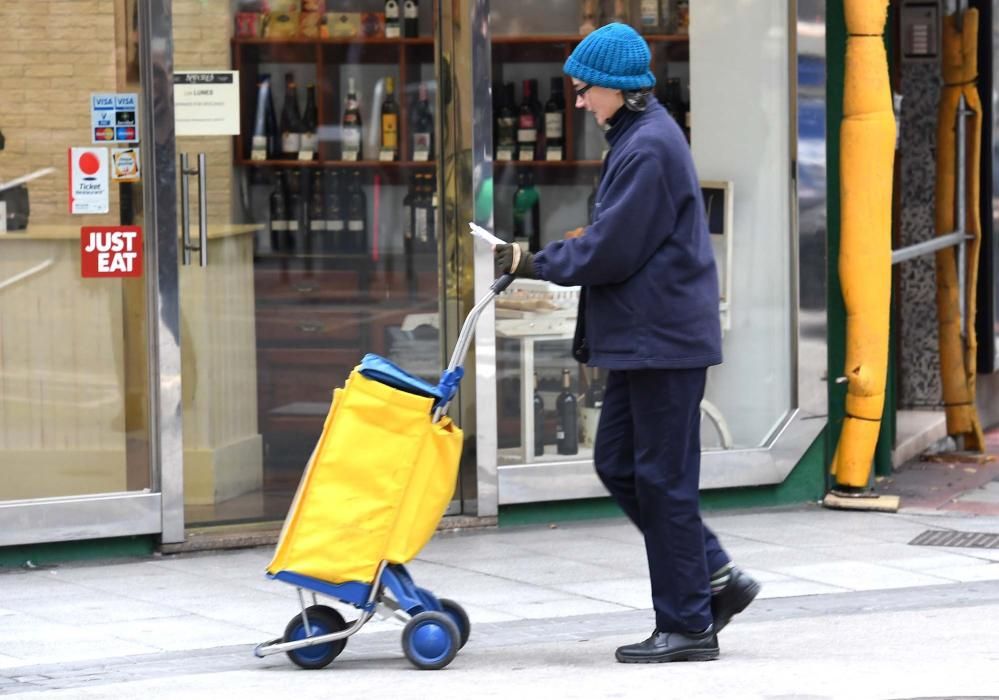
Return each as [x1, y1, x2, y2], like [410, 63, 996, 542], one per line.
[254, 274, 515, 671]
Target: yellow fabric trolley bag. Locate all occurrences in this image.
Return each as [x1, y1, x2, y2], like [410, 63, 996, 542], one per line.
[255, 274, 515, 671]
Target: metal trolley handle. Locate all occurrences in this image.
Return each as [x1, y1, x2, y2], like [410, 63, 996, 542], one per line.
[432, 274, 514, 422]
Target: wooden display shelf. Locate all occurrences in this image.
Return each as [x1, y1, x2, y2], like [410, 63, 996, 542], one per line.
[494, 160, 602, 168]
[238, 159, 437, 168]
[494, 160, 604, 183]
[233, 36, 433, 47]
[491, 33, 688, 44]
[232, 35, 684, 47]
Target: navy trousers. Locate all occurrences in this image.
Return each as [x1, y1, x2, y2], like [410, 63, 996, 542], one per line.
[593, 367, 730, 633]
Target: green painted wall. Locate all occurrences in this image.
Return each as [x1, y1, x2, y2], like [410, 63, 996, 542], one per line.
[0, 536, 155, 569]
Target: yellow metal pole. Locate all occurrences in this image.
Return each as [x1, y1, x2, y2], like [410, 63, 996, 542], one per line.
[829, 0, 896, 489]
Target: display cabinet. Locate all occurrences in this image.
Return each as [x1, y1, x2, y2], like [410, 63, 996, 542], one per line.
[226, 1, 445, 488]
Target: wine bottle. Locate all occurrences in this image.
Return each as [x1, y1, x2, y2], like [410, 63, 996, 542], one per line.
[380, 77, 399, 161]
[300, 83, 318, 159]
[413, 173, 430, 249]
[639, 0, 660, 32]
[385, 0, 401, 38]
[676, 0, 689, 34]
[585, 367, 604, 409]
[534, 373, 545, 456]
[265, 79, 279, 160]
[280, 73, 304, 160]
[346, 171, 367, 254]
[528, 78, 542, 124]
[517, 80, 538, 161]
[269, 170, 290, 251]
[428, 173, 438, 251]
[512, 170, 541, 252]
[544, 77, 565, 161]
[285, 168, 303, 252]
[324, 170, 346, 253]
[411, 81, 434, 161]
[660, 77, 684, 125]
[308, 170, 325, 254]
[580, 0, 598, 35]
[555, 368, 579, 455]
[251, 74, 274, 160]
[495, 82, 517, 161]
[342, 77, 363, 161]
[403, 174, 416, 294]
[604, 0, 630, 23]
[402, 0, 418, 37]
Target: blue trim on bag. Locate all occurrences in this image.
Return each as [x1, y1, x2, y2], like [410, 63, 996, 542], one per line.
[358, 353, 464, 405]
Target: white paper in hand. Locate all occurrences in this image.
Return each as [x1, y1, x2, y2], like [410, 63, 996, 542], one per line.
[468, 221, 505, 248]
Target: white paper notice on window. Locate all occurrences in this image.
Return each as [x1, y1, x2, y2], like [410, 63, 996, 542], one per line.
[173, 71, 240, 137]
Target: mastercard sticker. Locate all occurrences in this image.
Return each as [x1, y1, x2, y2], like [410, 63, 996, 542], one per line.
[94, 127, 116, 142]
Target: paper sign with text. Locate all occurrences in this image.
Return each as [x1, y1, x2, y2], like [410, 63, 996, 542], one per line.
[81, 226, 143, 278]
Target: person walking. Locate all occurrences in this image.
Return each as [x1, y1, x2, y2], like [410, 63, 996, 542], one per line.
[494, 23, 760, 663]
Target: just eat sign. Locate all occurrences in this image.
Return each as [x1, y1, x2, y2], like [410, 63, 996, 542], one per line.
[81, 226, 143, 278]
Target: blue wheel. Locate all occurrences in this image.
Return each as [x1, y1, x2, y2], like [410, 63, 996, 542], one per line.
[439, 598, 470, 649]
[402, 611, 460, 670]
[283, 605, 348, 669]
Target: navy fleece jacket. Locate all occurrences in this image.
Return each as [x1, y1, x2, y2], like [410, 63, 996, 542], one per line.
[532, 101, 722, 369]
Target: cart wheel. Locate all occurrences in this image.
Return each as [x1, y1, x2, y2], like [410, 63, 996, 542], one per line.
[283, 605, 348, 670]
[402, 611, 460, 670]
[439, 598, 470, 649]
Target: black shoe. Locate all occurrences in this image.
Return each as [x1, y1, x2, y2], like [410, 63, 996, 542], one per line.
[711, 566, 761, 633]
[615, 627, 719, 664]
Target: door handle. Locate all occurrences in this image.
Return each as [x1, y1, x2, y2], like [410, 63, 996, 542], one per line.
[179, 153, 192, 265]
[179, 152, 209, 266]
[196, 152, 208, 267]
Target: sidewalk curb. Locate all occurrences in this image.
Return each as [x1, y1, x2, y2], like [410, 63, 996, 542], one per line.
[160, 515, 498, 555]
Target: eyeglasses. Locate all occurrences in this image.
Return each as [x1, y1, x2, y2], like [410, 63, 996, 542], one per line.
[574, 83, 594, 98]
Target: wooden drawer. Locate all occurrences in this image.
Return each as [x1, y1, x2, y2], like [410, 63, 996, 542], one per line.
[255, 269, 363, 304]
[256, 307, 365, 345]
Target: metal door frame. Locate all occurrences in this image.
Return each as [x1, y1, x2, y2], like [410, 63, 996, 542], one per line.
[0, 0, 180, 547]
[141, 0, 185, 543]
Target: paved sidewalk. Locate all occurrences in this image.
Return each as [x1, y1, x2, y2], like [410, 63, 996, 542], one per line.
[1, 503, 998, 680]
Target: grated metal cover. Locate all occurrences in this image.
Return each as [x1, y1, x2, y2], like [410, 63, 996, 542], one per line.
[909, 530, 999, 549]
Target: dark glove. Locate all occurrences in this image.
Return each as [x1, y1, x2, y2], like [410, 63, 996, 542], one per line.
[494, 242, 538, 278]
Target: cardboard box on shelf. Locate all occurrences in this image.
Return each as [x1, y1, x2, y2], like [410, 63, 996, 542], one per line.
[328, 12, 361, 38]
[235, 12, 263, 37]
[265, 11, 300, 38]
[300, 11, 322, 38]
[360, 12, 386, 38]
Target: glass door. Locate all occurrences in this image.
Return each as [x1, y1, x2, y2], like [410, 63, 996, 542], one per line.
[0, 0, 158, 545]
[169, 0, 447, 526]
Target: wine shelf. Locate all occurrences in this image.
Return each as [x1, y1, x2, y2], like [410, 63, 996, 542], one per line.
[231, 35, 687, 47]
[233, 36, 434, 46]
[491, 33, 688, 44]
[239, 159, 438, 168]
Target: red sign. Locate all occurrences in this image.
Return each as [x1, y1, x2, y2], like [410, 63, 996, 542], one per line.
[81, 226, 143, 278]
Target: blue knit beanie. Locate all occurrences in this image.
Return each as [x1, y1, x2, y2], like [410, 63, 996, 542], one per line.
[564, 23, 656, 90]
